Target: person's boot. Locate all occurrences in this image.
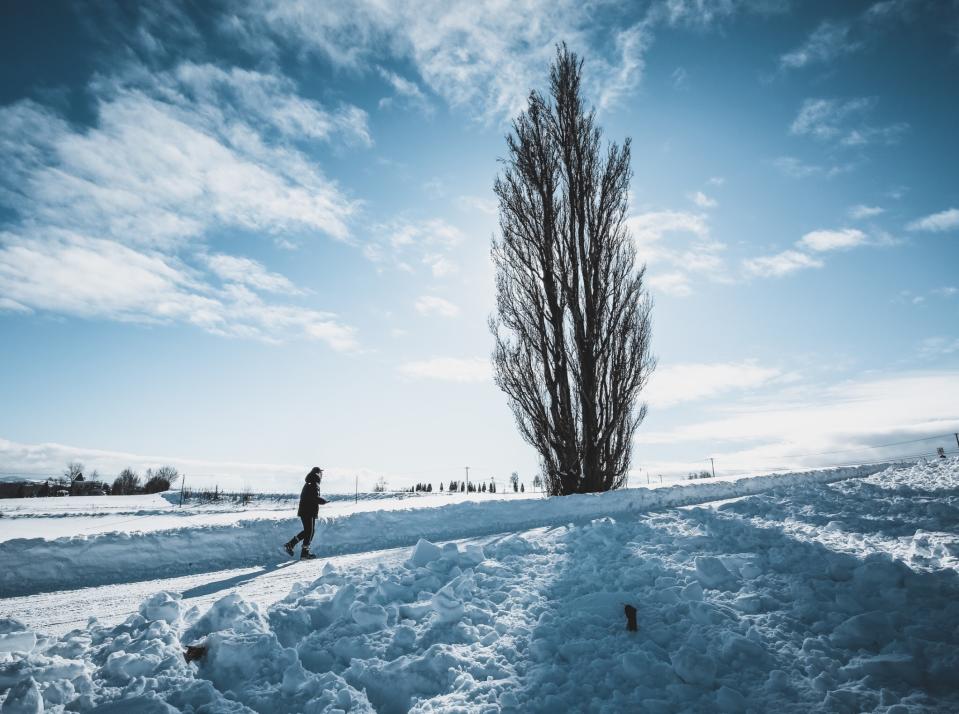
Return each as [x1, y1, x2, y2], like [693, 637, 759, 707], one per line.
[282, 539, 295, 557]
[300, 547, 317, 560]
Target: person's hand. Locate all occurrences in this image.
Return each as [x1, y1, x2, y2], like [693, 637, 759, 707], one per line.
[319, 497, 328, 505]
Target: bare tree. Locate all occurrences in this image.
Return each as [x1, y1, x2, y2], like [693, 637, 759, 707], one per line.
[491, 45, 655, 496]
[112, 468, 141, 495]
[144, 466, 180, 493]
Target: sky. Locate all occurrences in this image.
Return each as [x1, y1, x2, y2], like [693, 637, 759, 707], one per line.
[1, 0, 957, 492]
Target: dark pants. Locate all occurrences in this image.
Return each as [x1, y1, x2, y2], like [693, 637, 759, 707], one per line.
[292, 516, 315, 549]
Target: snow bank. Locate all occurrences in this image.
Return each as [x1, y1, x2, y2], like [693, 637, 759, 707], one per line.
[1, 464, 885, 597]
[1, 458, 957, 711]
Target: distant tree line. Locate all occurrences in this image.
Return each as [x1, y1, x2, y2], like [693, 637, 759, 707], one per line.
[0, 462, 181, 499]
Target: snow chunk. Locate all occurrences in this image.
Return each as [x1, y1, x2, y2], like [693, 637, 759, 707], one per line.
[671, 645, 716, 687]
[0, 631, 36, 655]
[431, 586, 465, 623]
[138, 591, 183, 625]
[830, 611, 894, 650]
[695, 555, 736, 589]
[351, 602, 388, 629]
[1, 676, 42, 714]
[410, 538, 443, 567]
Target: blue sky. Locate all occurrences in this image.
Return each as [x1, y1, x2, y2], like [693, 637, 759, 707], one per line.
[1, 0, 957, 492]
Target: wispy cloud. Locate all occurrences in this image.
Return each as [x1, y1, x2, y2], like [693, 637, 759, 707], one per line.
[918, 336, 959, 359]
[398, 357, 491, 383]
[778, 1, 932, 73]
[645, 360, 786, 408]
[628, 209, 726, 295]
[688, 191, 718, 209]
[377, 67, 434, 115]
[847, 204, 884, 220]
[789, 97, 907, 147]
[780, 20, 861, 70]
[743, 250, 824, 278]
[770, 156, 854, 179]
[365, 217, 464, 276]
[205, 254, 304, 295]
[647, 272, 692, 297]
[907, 208, 959, 232]
[414, 295, 460, 318]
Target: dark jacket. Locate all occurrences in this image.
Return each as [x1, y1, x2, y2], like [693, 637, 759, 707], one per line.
[297, 478, 327, 518]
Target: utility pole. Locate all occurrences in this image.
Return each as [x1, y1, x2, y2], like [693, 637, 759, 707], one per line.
[355, 475, 358, 503]
[955, 433, 959, 449]
[465, 466, 470, 493]
[179, 475, 186, 507]
[710, 458, 716, 479]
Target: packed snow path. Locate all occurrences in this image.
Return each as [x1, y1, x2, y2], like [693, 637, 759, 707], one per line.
[1, 465, 884, 597]
[2, 459, 958, 712]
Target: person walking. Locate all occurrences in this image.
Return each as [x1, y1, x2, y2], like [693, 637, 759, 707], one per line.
[283, 466, 328, 560]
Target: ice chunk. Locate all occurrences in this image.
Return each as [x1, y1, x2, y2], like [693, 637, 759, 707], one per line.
[351, 603, 388, 629]
[681, 581, 704, 601]
[1, 677, 42, 714]
[671, 645, 716, 688]
[694, 556, 735, 589]
[410, 539, 443, 567]
[0, 630, 36, 654]
[431, 586, 465, 623]
[716, 685, 746, 712]
[139, 591, 183, 625]
[830, 611, 893, 650]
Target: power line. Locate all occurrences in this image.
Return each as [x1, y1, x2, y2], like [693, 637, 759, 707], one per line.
[776, 433, 957, 459]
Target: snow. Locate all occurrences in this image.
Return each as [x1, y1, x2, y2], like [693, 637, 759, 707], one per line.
[2, 457, 958, 711]
[1, 464, 883, 597]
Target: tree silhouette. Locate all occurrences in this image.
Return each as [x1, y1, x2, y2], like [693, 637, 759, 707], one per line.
[491, 45, 655, 496]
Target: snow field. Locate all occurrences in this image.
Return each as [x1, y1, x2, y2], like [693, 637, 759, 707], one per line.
[1, 458, 957, 712]
[1, 464, 884, 597]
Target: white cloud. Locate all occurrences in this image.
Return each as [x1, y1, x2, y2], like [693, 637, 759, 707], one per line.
[237, 1, 655, 123]
[235, 0, 784, 123]
[789, 97, 907, 148]
[0, 63, 364, 348]
[0, 435, 369, 493]
[932, 286, 958, 298]
[770, 156, 854, 180]
[780, 21, 860, 69]
[743, 250, 823, 277]
[628, 209, 726, 294]
[456, 195, 498, 215]
[377, 67, 434, 115]
[918, 336, 959, 359]
[647, 272, 692, 297]
[0, 230, 358, 349]
[205, 254, 303, 294]
[847, 204, 884, 220]
[414, 295, 460, 318]
[645, 361, 784, 408]
[366, 218, 464, 276]
[637, 370, 959, 475]
[398, 357, 491, 383]
[797, 228, 868, 252]
[628, 210, 709, 245]
[688, 191, 718, 209]
[907, 208, 959, 232]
